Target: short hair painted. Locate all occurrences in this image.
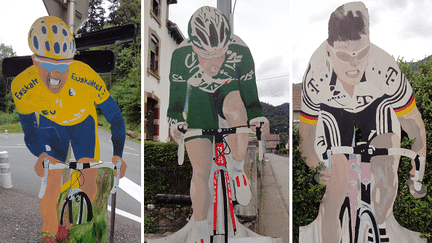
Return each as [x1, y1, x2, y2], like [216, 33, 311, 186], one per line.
[327, 2, 369, 47]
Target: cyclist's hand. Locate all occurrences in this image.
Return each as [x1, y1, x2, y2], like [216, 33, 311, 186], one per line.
[170, 122, 188, 144]
[315, 165, 332, 185]
[113, 156, 127, 178]
[35, 152, 58, 177]
[407, 174, 427, 198]
[250, 117, 270, 137]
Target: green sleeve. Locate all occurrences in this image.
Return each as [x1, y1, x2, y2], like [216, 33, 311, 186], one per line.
[167, 46, 194, 124]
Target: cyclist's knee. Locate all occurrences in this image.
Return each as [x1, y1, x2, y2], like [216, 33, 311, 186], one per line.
[222, 91, 247, 126]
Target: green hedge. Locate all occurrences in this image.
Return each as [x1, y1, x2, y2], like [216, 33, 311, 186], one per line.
[144, 141, 193, 233]
[144, 141, 192, 204]
[292, 124, 325, 242]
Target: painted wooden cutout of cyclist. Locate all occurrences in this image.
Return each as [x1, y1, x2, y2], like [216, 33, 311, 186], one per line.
[168, 6, 270, 243]
[299, 2, 427, 243]
[11, 16, 127, 242]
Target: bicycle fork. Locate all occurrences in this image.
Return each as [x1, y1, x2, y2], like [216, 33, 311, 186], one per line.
[211, 141, 237, 242]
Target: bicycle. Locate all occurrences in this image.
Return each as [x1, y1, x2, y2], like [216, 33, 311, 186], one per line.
[324, 139, 426, 243]
[38, 157, 122, 226]
[177, 123, 264, 242]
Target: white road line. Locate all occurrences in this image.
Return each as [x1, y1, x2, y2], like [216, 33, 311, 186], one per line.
[108, 206, 141, 223]
[124, 145, 135, 151]
[120, 177, 142, 203]
[123, 151, 140, 156]
[0, 146, 27, 149]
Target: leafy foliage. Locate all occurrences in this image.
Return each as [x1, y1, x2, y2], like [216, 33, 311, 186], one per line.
[261, 102, 289, 147]
[396, 59, 432, 241]
[292, 124, 325, 242]
[144, 141, 192, 233]
[0, 43, 16, 113]
[77, 0, 141, 132]
[78, 0, 106, 34]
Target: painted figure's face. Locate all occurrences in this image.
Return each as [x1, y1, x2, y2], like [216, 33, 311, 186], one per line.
[197, 53, 226, 77]
[32, 55, 71, 94]
[329, 34, 370, 87]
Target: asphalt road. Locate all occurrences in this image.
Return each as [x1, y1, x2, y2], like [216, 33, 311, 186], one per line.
[0, 129, 141, 242]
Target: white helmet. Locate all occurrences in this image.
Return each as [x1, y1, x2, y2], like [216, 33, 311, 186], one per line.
[188, 6, 231, 53]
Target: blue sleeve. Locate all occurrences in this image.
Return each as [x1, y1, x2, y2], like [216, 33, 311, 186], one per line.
[98, 96, 126, 157]
[19, 113, 45, 157]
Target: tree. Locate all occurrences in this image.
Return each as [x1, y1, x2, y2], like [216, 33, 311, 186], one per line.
[78, 0, 106, 34]
[105, 0, 141, 129]
[0, 43, 16, 112]
[78, 0, 141, 131]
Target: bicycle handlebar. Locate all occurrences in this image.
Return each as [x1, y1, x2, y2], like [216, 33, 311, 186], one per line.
[325, 143, 426, 192]
[177, 123, 265, 165]
[38, 158, 122, 199]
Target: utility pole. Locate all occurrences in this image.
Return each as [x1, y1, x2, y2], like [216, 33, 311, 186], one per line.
[217, 0, 233, 33]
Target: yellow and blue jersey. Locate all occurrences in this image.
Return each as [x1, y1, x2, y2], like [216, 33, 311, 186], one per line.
[12, 60, 125, 162]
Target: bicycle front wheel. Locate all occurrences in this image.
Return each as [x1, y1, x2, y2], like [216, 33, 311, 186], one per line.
[355, 209, 380, 243]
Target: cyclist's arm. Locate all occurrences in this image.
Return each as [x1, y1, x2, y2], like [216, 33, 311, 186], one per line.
[167, 45, 192, 124]
[98, 96, 125, 157]
[18, 113, 46, 157]
[231, 40, 263, 121]
[398, 106, 427, 175]
[299, 121, 321, 168]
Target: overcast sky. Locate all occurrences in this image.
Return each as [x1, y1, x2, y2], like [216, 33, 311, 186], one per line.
[169, 0, 291, 106]
[0, 1, 48, 56]
[292, 0, 432, 84]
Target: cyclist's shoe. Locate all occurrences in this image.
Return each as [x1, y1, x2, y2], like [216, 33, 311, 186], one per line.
[407, 175, 427, 198]
[195, 220, 210, 243]
[231, 160, 252, 206]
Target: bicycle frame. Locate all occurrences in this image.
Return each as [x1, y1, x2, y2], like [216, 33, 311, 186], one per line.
[178, 124, 263, 242]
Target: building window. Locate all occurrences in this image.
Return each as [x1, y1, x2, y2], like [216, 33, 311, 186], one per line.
[148, 31, 160, 80]
[145, 97, 159, 141]
[151, 0, 161, 25]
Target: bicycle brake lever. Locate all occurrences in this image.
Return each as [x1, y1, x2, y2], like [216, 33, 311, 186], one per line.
[177, 124, 186, 165]
[110, 158, 122, 194]
[38, 158, 51, 199]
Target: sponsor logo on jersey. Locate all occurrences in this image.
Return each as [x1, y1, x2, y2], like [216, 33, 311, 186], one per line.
[71, 73, 103, 92]
[14, 78, 39, 100]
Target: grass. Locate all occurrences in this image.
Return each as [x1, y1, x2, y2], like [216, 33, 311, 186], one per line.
[0, 123, 23, 133]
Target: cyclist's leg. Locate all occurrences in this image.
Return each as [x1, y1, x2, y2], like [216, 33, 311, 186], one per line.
[319, 153, 349, 243]
[316, 106, 352, 242]
[369, 133, 400, 224]
[38, 117, 69, 235]
[40, 169, 63, 234]
[67, 115, 99, 203]
[185, 137, 213, 221]
[185, 137, 212, 243]
[221, 90, 253, 206]
[222, 90, 248, 161]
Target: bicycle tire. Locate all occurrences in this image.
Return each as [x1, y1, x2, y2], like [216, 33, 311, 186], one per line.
[339, 196, 353, 243]
[354, 208, 380, 243]
[220, 170, 229, 242]
[60, 189, 93, 225]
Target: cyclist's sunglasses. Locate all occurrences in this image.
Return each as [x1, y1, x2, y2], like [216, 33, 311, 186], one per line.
[35, 57, 72, 73]
[330, 44, 370, 64]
